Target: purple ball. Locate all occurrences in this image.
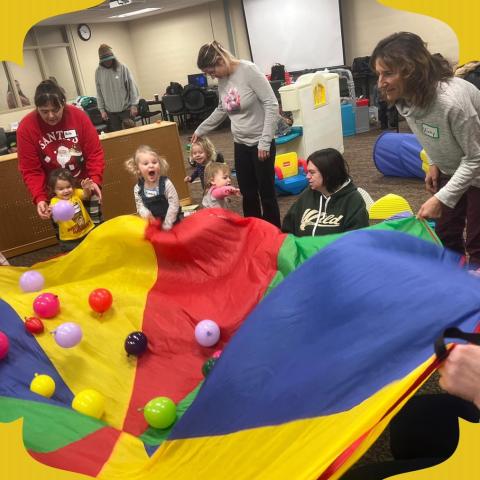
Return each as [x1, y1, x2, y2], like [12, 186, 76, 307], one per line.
[52, 200, 75, 222]
[195, 319, 220, 347]
[53, 322, 83, 348]
[19, 270, 45, 293]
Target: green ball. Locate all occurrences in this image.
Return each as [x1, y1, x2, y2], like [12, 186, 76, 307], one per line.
[143, 396, 176, 429]
[202, 357, 217, 378]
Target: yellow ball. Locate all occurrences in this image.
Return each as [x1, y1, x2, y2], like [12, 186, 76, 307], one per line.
[30, 374, 55, 398]
[72, 389, 105, 419]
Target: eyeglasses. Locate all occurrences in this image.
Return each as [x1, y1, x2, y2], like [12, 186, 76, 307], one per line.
[203, 65, 217, 78]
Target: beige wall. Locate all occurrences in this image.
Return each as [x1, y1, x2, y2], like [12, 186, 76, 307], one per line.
[0, 108, 34, 130]
[0, 0, 251, 129]
[341, 0, 459, 66]
[0, 22, 140, 129]
[128, 1, 229, 99]
[124, 0, 251, 98]
[0, 0, 460, 129]
[228, 0, 252, 61]
[71, 0, 252, 100]
[69, 21, 139, 97]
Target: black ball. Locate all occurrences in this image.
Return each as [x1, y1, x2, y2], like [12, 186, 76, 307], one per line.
[125, 331, 148, 356]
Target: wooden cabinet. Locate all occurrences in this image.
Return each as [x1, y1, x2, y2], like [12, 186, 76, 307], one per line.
[0, 122, 190, 258]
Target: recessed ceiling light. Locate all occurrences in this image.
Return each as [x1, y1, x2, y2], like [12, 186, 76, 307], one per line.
[109, 0, 133, 8]
[109, 7, 161, 18]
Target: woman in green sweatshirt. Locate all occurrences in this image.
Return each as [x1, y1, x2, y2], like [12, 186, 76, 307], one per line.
[281, 148, 369, 236]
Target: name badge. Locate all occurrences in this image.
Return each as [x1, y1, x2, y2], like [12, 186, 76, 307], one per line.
[422, 123, 439, 139]
[64, 129, 77, 139]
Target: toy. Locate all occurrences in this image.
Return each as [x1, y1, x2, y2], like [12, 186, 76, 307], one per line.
[195, 320, 220, 347]
[274, 151, 308, 196]
[277, 71, 344, 158]
[275, 125, 303, 152]
[357, 187, 375, 212]
[0, 212, 458, 479]
[51, 200, 75, 222]
[53, 322, 83, 348]
[373, 132, 430, 179]
[24, 316, 44, 335]
[30, 373, 55, 398]
[386, 211, 414, 221]
[143, 396, 176, 429]
[125, 331, 148, 356]
[33, 292, 60, 318]
[369, 194, 413, 220]
[88, 288, 113, 314]
[0, 331, 9, 360]
[72, 389, 105, 419]
[19, 270, 45, 293]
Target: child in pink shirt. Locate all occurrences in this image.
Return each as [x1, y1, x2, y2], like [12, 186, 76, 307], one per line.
[202, 162, 240, 209]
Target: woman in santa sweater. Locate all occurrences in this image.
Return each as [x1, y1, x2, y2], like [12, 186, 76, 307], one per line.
[17, 80, 104, 224]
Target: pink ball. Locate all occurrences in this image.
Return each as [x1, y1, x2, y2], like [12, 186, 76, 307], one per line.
[0, 331, 9, 360]
[212, 349, 223, 359]
[33, 293, 60, 319]
[195, 319, 220, 347]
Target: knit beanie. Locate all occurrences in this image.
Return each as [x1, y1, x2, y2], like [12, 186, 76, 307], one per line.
[98, 44, 115, 62]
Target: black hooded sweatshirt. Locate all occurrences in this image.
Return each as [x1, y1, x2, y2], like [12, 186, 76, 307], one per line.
[281, 179, 369, 237]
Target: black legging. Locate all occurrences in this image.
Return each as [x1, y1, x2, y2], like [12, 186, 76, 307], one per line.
[234, 141, 281, 228]
[341, 394, 480, 479]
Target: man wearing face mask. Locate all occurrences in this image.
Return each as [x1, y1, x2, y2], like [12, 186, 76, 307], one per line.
[95, 44, 140, 132]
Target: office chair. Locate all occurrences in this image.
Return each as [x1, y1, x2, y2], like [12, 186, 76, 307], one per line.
[182, 87, 213, 128]
[84, 105, 108, 133]
[162, 94, 187, 130]
[0, 128, 9, 155]
[137, 98, 162, 125]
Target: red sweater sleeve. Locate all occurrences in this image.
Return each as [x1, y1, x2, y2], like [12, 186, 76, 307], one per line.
[17, 113, 48, 204]
[78, 110, 104, 186]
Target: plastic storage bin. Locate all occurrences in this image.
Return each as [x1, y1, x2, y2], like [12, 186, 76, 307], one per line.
[355, 99, 370, 133]
[341, 103, 355, 137]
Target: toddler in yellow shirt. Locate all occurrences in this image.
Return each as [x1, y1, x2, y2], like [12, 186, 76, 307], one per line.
[48, 168, 95, 251]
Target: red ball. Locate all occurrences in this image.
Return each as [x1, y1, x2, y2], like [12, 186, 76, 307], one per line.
[88, 288, 113, 314]
[25, 316, 44, 335]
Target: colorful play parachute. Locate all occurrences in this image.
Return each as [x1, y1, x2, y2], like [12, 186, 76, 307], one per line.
[1, 210, 479, 479]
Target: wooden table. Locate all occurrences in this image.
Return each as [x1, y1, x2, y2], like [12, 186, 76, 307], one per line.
[0, 121, 190, 258]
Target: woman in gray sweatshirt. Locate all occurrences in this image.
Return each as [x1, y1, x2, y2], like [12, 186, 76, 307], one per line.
[372, 32, 480, 265]
[192, 41, 281, 227]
